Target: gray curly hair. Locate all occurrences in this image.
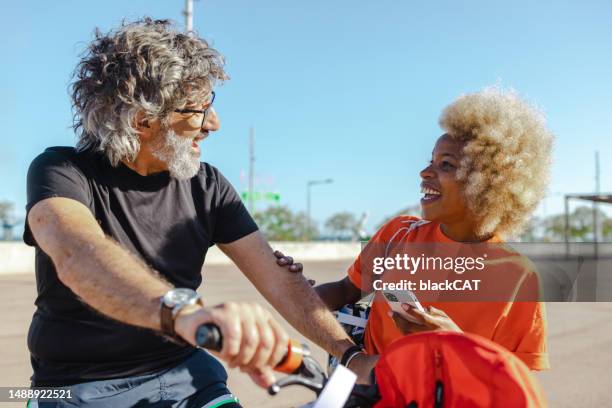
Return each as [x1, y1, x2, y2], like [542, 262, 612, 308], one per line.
[71, 17, 227, 165]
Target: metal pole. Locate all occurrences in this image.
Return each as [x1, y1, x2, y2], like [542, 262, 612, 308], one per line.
[306, 182, 312, 238]
[593, 151, 600, 258]
[248, 127, 255, 213]
[564, 195, 570, 260]
[184, 0, 193, 34]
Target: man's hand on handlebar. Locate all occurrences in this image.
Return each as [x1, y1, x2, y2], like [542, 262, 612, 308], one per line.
[174, 302, 289, 388]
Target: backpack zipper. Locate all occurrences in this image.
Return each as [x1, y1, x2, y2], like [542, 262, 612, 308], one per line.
[434, 347, 444, 408]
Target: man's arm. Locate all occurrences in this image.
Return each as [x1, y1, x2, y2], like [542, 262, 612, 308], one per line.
[218, 231, 356, 359]
[28, 197, 289, 386]
[273, 250, 363, 311]
[28, 197, 171, 330]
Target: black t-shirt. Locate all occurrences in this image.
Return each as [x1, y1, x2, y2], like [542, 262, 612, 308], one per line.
[24, 147, 258, 386]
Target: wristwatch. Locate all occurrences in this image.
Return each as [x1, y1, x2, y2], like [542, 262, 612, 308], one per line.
[160, 288, 203, 339]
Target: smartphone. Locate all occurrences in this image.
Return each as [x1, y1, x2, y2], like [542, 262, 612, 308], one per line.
[382, 289, 425, 324]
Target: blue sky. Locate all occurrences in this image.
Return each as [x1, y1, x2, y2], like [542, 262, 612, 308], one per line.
[1, 0, 611, 233]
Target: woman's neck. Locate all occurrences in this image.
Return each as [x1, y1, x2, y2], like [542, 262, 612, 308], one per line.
[439, 222, 491, 243]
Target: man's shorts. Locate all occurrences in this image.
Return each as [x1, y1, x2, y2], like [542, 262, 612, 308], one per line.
[28, 350, 242, 407]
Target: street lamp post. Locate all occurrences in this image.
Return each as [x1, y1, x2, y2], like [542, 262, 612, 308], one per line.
[306, 178, 333, 239]
[183, 0, 193, 34]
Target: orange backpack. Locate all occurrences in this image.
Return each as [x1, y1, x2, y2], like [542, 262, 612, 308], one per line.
[373, 331, 546, 408]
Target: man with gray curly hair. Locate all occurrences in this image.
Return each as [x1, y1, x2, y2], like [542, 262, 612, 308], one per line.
[24, 18, 370, 407]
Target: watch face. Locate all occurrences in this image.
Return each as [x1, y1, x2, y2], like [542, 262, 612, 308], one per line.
[163, 288, 197, 308]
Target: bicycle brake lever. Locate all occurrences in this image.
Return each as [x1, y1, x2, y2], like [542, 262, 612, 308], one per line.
[268, 374, 320, 395]
[268, 354, 327, 396]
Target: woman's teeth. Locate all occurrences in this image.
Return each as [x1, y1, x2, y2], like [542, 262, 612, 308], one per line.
[421, 187, 441, 195]
[420, 186, 441, 201]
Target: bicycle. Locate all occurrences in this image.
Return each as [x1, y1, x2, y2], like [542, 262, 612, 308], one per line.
[195, 323, 380, 408]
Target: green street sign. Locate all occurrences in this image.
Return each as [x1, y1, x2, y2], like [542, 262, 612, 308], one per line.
[241, 191, 281, 203]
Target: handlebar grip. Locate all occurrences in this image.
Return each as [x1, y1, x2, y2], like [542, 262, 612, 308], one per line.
[275, 339, 306, 374]
[195, 323, 223, 351]
[194, 323, 306, 374]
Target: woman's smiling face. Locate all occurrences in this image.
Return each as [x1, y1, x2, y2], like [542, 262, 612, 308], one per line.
[419, 134, 472, 225]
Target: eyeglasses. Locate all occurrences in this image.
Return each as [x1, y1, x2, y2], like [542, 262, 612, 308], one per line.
[174, 91, 216, 129]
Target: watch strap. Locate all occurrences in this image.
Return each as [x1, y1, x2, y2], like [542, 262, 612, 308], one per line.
[160, 292, 204, 341]
[160, 301, 176, 337]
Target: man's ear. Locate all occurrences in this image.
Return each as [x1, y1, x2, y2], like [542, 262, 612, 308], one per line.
[134, 110, 162, 144]
[134, 111, 150, 130]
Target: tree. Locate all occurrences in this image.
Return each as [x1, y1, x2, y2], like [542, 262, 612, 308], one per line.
[0, 201, 13, 222]
[325, 212, 359, 240]
[0, 201, 15, 241]
[519, 216, 540, 242]
[253, 206, 318, 241]
[603, 218, 612, 240]
[543, 206, 608, 242]
[293, 211, 319, 241]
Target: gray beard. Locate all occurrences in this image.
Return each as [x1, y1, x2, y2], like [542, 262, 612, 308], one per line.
[151, 129, 201, 180]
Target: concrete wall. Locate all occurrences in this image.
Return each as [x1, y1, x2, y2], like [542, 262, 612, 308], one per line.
[0, 242, 361, 275]
[0, 242, 36, 275]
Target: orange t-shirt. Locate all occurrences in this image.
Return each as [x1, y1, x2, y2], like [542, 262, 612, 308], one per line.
[347, 215, 549, 371]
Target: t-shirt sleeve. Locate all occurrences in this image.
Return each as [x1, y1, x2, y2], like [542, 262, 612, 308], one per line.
[211, 170, 258, 244]
[482, 258, 549, 371]
[508, 301, 550, 371]
[347, 248, 365, 290]
[23, 150, 91, 246]
[494, 275, 549, 371]
[347, 225, 387, 290]
[511, 265, 549, 370]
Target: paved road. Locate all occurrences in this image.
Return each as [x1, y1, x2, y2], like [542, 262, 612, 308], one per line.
[1, 260, 611, 407]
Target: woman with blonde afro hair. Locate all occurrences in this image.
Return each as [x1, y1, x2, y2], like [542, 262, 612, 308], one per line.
[293, 87, 555, 374]
[439, 87, 554, 239]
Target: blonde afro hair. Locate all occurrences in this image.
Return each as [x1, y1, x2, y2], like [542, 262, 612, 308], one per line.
[439, 87, 554, 238]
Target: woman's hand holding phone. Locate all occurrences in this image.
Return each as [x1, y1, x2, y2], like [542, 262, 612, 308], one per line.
[390, 304, 462, 334]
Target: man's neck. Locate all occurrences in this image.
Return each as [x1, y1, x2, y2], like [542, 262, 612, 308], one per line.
[122, 148, 168, 176]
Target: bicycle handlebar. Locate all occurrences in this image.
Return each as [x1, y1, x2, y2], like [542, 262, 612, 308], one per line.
[195, 323, 223, 351]
[195, 323, 328, 395]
